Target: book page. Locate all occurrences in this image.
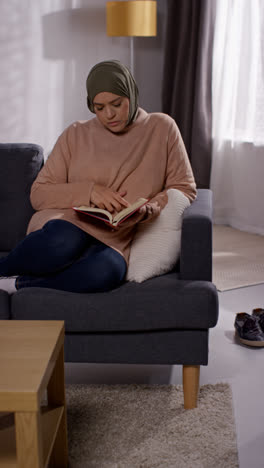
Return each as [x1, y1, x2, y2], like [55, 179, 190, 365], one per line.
[73, 197, 148, 227]
[113, 198, 148, 224]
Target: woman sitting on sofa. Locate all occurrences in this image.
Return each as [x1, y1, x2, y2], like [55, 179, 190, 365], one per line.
[0, 60, 196, 294]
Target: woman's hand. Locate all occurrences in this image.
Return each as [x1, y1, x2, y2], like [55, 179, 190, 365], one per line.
[113, 201, 161, 230]
[90, 184, 130, 213]
[109, 201, 161, 231]
[138, 201, 161, 219]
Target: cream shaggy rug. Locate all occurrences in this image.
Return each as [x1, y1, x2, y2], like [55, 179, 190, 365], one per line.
[213, 225, 264, 291]
[66, 383, 239, 468]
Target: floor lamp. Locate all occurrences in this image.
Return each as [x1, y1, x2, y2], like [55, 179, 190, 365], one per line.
[106, 1, 157, 76]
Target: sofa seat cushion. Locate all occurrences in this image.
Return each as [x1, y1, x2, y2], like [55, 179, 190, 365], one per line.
[11, 273, 218, 332]
[0, 290, 10, 319]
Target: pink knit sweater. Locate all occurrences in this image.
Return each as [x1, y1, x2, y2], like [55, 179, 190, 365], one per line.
[27, 108, 196, 264]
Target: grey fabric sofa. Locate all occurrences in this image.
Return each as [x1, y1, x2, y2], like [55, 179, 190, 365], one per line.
[0, 143, 218, 408]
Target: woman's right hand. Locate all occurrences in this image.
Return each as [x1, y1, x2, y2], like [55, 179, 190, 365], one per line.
[90, 184, 130, 213]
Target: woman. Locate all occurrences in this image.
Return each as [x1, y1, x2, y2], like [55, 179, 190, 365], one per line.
[0, 60, 196, 293]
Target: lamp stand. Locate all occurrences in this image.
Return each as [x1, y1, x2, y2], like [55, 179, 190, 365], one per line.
[130, 36, 135, 76]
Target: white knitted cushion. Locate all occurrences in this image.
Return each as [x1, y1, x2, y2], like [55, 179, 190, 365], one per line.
[126, 189, 190, 283]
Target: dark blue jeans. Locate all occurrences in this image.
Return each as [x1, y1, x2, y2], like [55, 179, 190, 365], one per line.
[0, 220, 127, 293]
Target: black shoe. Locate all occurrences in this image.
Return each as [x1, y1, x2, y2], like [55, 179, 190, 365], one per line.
[234, 312, 264, 347]
[252, 308, 264, 332]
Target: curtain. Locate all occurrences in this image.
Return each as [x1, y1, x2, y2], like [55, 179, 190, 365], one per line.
[0, 0, 138, 158]
[0, 0, 70, 156]
[210, 0, 264, 235]
[162, 0, 216, 188]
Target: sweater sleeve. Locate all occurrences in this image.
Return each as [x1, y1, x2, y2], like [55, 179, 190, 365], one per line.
[30, 126, 94, 210]
[163, 119, 196, 201]
[139, 118, 197, 224]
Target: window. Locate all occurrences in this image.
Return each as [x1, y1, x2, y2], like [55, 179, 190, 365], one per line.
[212, 0, 264, 145]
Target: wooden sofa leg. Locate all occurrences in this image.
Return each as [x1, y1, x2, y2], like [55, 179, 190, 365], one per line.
[182, 365, 200, 409]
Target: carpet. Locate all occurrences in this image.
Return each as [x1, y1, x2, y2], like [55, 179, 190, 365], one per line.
[213, 225, 264, 291]
[66, 383, 239, 468]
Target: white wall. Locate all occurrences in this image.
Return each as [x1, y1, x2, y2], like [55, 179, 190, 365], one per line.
[0, 0, 167, 157]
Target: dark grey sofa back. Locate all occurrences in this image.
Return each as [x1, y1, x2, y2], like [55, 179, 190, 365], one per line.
[0, 143, 44, 251]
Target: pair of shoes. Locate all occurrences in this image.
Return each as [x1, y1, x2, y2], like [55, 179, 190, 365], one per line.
[252, 307, 264, 331]
[234, 308, 264, 347]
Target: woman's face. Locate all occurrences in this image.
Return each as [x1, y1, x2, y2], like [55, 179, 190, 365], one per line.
[93, 92, 130, 133]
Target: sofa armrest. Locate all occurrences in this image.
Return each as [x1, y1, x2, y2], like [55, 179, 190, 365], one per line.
[0, 143, 44, 251]
[180, 189, 213, 281]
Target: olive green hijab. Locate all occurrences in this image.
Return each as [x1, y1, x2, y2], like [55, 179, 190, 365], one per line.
[86, 60, 139, 126]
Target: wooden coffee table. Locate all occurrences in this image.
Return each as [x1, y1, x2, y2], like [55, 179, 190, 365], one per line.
[0, 320, 68, 468]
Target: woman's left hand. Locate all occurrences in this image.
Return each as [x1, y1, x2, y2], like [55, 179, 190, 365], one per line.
[138, 201, 161, 218]
[111, 201, 161, 231]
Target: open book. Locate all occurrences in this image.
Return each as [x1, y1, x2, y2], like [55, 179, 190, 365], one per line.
[72, 197, 149, 227]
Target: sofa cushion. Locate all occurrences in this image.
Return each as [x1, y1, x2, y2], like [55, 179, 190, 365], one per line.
[126, 189, 190, 282]
[0, 143, 43, 251]
[11, 274, 218, 332]
[0, 290, 10, 319]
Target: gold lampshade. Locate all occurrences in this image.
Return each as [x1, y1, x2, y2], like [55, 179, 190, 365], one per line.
[106, 1, 157, 37]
